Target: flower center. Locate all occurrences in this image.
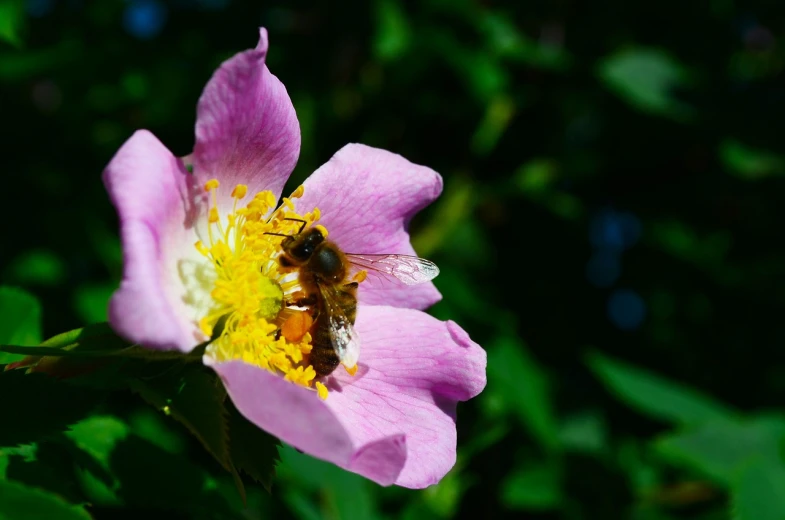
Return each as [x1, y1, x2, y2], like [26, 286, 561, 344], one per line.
[196, 179, 330, 399]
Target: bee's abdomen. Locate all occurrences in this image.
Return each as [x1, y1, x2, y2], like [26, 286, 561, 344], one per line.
[310, 317, 340, 376]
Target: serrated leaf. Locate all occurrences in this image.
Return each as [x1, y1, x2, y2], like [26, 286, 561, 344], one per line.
[0, 478, 92, 520]
[228, 401, 280, 491]
[0, 286, 42, 364]
[0, 371, 104, 447]
[655, 415, 785, 487]
[487, 337, 559, 451]
[130, 364, 230, 470]
[732, 456, 785, 520]
[587, 351, 737, 426]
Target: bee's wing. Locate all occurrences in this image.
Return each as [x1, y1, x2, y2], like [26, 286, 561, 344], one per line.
[317, 283, 360, 368]
[345, 253, 440, 286]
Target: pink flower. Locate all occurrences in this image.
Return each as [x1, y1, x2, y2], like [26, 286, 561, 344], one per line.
[102, 28, 486, 488]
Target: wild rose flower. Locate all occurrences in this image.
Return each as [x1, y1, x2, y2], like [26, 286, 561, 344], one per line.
[103, 28, 486, 488]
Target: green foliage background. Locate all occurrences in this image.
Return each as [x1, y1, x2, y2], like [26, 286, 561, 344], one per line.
[2, 0, 785, 518]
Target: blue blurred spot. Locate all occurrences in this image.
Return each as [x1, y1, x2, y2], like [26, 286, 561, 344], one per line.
[26, 0, 54, 17]
[123, 0, 167, 40]
[607, 289, 646, 331]
[590, 209, 641, 251]
[586, 250, 620, 288]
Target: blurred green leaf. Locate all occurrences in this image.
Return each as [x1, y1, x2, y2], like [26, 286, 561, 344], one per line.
[73, 283, 113, 323]
[480, 13, 572, 70]
[588, 351, 737, 425]
[655, 415, 785, 487]
[471, 95, 516, 156]
[277, 445, 382, 520]
[558, 410, 607, 455]
[501, 459, 562, 510]
[0, 0, 24, 48]
[720, 139, 785, 180]
[0, 478, 92, 520]
[488, 337, 559, 451]
[374, 0, 411, 60]
[228, 401, 280, 491]
[3, 250, 66, 287]
[0, 371, 103, 447]
[598, 47, 694, 119]
[130, 365, 230, 471]
[0, 286, 41, 364]
[422, 470, 466, 518]
[732, 456, 785, 520]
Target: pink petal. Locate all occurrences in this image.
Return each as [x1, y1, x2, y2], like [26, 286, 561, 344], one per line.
[209, 361, 408, 486]
[192, 28, 300, 210]
[294, 144, 443, 310]
[103, 130, 204, 352]
[210, 306, 486, 488]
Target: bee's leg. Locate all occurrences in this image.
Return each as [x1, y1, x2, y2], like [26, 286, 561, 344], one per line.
[342, 282, 359, 290]
[274, 329, 282, 341]
[287, 294, 318, 307]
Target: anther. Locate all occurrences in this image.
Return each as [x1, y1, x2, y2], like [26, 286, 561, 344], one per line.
[345, 364, 358, 376]
[231, 184, 248, 199]
[204, 179, 220, 192]
[194, 241, 209, 256]
[314, 224, 328, 238]
[208, 207, 219, 223]
[290, 185, 305, 198]
[315, 381, 329, 400]
[353, 270, 368, 283]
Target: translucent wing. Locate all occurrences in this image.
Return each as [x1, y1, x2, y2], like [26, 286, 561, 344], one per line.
[317, 284, 360, 368]
[345, 253, 440, 286]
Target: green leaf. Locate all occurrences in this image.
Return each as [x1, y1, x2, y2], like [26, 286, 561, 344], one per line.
[130, 365, 230, 470]
[732, 456, 785, 520]
[374, 0, 411, 60]
[72, 283, 114, 323]
[0, 0, 24, 48]
[3, 250, 66, 287]
[0, 371, 104, 447]
[227, 401, 280, 491]
[277, 445, 382, 520]
[654, 414, 785, 486]
[0, 478, 92, 520]
[587, 351, 737, 425]
[487, 337, 559, 451]
[598, 47, 694, 120]
[0, 286, 42, 364]
[720, 139, 785, 180]
[501, 460, 562, 510]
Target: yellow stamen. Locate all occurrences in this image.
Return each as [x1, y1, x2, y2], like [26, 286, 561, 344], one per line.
[198, 183, 333, 397]
[315, 382, 329, 400]
[353, 270, 368, 283]
[231, 184, 248, 199]
[345, 364, 358, 376]
[290, 185, 305, 198]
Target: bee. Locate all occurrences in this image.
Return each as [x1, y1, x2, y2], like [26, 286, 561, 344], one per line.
[277, 222, 439, 376]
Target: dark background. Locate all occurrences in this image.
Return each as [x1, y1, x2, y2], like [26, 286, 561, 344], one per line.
[2, 0, 785, 518]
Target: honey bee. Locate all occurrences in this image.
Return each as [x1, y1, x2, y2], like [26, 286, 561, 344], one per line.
[277, 223, 439, 376]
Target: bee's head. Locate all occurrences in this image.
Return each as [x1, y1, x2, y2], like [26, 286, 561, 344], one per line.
[279, 227, 325, 266]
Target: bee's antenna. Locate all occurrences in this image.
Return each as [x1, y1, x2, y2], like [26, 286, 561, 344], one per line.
[263, 231, 290, 238]
[282, 217, 307, 234]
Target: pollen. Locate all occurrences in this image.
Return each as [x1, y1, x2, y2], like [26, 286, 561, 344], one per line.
[315, 382, 328, 400]
[197, 183, 332, 396]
